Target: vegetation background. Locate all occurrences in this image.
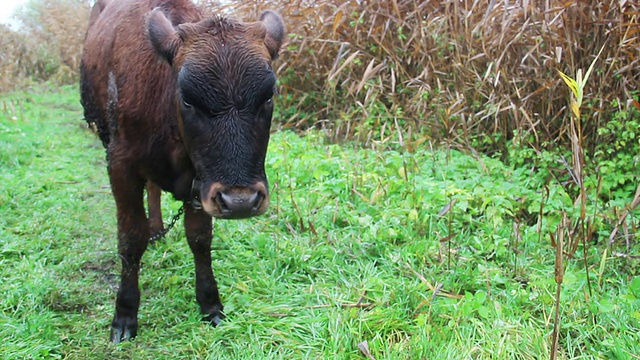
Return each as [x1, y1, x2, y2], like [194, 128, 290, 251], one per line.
[2, 1, 640, 152]
[0, 0, 639, 359]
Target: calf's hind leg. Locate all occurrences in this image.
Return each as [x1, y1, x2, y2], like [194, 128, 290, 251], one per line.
[184, 202, 224, 325]
[147, 180, 164, 237]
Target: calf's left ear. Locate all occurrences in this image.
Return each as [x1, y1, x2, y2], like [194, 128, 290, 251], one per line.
[259, 11, 285, 60]
[147, 8, 182, 65]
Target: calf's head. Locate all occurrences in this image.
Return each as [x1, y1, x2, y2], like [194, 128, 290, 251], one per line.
[148, 9, 284, 219]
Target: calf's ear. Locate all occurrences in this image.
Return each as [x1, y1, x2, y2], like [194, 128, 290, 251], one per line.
[259, 11, 285, 60]
[147, 8, 182, 65]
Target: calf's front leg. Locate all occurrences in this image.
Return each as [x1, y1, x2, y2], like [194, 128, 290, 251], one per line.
[184, 202, 224, 325]
[109, 170, 149, 343]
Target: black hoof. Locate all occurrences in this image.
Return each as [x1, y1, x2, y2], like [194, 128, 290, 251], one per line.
[110, 315, 138, 343]
[202, 305, 225, 327]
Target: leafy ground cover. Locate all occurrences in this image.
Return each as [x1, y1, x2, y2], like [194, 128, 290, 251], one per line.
[1, 87, 639, 359]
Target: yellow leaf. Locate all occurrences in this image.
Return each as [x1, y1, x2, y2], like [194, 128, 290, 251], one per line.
[570, 101, 580, 118]
[582, 44, 606, 88]
[409, 208, 418, 221]
[332, 10, 343, 36]
[558, 70, 580, 99]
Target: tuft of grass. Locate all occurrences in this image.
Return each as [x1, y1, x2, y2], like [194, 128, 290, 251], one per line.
[1, 86, 639, 359]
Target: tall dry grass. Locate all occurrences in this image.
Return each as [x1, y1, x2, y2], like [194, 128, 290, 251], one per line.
[0, 24, 28, 93]
[0, 0, 90, 92]
[2, 0, 639, 154]
[208, 0, 639, 153]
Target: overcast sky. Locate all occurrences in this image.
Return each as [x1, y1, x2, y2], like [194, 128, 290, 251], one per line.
[0, 0, 28, 27]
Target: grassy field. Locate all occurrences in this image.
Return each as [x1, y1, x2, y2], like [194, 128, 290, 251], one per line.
[1, 86, 639, 359]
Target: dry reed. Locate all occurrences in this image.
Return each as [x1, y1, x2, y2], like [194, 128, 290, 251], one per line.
[207, 0, 639, 153]
[1, 0, 638, 154]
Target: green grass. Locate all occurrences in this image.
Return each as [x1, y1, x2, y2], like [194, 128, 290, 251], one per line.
[1, 86, 639, 359]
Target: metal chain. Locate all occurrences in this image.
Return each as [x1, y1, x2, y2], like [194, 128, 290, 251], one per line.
[149, 205, 185, 243]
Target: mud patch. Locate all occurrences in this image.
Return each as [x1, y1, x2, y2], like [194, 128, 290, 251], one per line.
[81, 258, 119, 290]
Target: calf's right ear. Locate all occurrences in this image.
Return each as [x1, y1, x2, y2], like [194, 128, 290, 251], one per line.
[260, 11, 285, 60]
[147, 8, 182, 65]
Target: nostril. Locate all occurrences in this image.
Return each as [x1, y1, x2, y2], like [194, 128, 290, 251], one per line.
[215, 192, 227, 210]
[248, 191, 260, 207]
[249, 192, 263, 211]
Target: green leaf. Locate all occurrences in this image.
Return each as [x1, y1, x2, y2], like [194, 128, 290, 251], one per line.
[597, 298, 615, 313]
[475, 290, 487, 304]
[477, 306, 490, 319]
[630, 277, 640, 298]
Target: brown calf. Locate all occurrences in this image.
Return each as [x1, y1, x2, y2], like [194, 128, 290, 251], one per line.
[80, 0, 284, 343]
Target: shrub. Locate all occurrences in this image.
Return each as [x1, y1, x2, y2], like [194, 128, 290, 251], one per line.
[0, 0, 90, 90]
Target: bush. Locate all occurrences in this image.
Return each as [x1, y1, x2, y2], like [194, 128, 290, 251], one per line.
[0, 0, 90, 90]
[0, 24, 28, 92]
